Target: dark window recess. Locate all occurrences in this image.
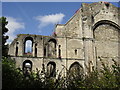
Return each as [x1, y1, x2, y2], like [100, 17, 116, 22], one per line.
[75, 49, 77, 55]
[91, 16, 94, 23]
[44, 47, 46, 57]
[15, 42, 19, 56]
[15, 46, 18, 56]
[35, 44, 37, 57]
[104, 2, 109, 8]
[17, 42, 19, 44]
[35, 48, 37, 57]
[47, 62, 56, 77]
[58, 45, 61, 58]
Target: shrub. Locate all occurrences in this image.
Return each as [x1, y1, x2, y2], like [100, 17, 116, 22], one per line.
[2, 57, 120, 89]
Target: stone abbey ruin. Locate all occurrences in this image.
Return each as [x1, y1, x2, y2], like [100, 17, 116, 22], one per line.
[8, 2, 120, 77]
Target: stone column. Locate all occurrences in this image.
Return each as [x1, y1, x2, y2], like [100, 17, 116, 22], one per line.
[82, 15, 95, 73]
[32, 42, 35, 57]
[19, 38, 24, 56]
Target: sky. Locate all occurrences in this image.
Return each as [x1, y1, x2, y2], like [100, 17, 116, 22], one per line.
[2, 2, 120, 46]
[1, 0, 120, 2]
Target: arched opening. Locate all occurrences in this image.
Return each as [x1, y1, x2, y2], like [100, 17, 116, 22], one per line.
[47, 61, 56, 77]
[75, 49, 77, 55]
[23, 37, 33, 56]
[35, 43, 37, 57]
[25, 40, 32, 53]
[58, 45, 61, 58]
[22, 60, 32, 76]
[47, 39, 57, 58]
[93, 20, 120, 38]
[15, 47, 18, 56]
[69, 62, 83, 79]
[93, 20, 120, 70]
[44, 46, 46, 57]
[15, 42, 19, 56]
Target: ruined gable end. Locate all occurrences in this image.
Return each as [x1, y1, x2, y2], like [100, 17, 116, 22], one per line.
[8, 2, 120, 76]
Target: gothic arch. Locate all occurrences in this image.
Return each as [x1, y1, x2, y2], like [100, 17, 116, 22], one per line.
[69, 62, 83, 78]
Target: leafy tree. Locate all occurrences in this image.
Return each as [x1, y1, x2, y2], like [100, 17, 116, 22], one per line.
[0, 17, 9, 57]
[2, 57, 23, 88]
[2, 57, 120, 89]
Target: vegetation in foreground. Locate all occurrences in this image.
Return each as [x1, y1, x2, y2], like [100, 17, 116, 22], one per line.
[2, 57, 120, 89]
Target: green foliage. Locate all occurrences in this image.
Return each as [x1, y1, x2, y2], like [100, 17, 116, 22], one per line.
[0, 17, 9, 57]
[2, 57, 23, 88]
[67, 60, 120, 89]
[2, 57, 120, 89]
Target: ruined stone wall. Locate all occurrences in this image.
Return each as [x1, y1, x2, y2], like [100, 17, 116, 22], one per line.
[55, 7, 83, 38]
[56, 37, 67, 58]
[66, 38, 84, 59]
[8, 34, 46, 57]
[81, 1, 120, 71]
[8, 39, 16, 56]
[8, 2, 120, 75]
[10, 56, 43, 71]
[94, 24, 120, 69]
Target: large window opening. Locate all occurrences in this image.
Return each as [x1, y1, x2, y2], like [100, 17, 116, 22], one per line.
[25, 40, 32, 53]
[24, 37, 33, 56]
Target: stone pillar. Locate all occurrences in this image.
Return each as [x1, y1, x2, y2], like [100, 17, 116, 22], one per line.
[19, 39, 24, 56]
[82, 15, 95, 73]
[32, 42, 35, 57]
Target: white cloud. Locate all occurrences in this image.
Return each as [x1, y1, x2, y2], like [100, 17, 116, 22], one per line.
[35, 13, 65, 30]
[5, 17, 25, 44]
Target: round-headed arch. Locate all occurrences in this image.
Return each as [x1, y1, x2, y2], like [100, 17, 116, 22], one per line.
[23, 36, 34, 43]
[93, 20, 120, 31]
[22, 60, 33, 71]
[47, 61, 56, 77]
[48, 38, 57, 44]
[23, 36, 34, 54]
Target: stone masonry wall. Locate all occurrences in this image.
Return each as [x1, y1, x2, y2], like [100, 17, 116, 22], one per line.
[8, 2, 120, 75]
